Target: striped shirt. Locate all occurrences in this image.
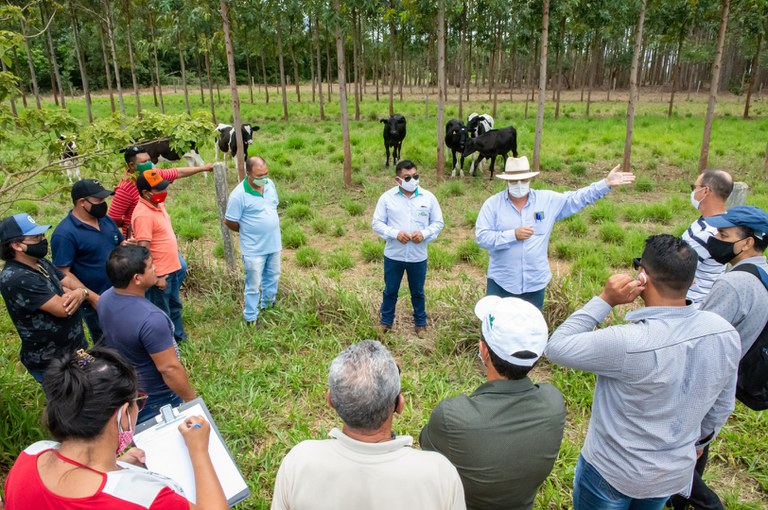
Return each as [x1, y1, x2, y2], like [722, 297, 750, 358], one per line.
[546, 297, 740, 499]
[682, 217, 726, 304]
[108, 168, 179, 238]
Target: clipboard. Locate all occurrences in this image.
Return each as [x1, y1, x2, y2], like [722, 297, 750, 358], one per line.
[133, 398, 250, 507]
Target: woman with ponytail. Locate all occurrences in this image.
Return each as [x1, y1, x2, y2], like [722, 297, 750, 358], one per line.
[3, 346, 226, 510]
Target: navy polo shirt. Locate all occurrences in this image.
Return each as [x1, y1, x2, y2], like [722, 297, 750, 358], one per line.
[51, 211, 124, 294]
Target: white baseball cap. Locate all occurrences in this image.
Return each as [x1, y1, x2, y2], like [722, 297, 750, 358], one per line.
[474, 296, 548, 367]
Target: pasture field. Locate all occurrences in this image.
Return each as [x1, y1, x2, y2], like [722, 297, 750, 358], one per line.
[1, 87, 768, 508]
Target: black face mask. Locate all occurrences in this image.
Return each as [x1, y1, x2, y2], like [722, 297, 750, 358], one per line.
[706, 236, 739, 265]
[24, 239, 49, 259]
[87, 201, 108, 219]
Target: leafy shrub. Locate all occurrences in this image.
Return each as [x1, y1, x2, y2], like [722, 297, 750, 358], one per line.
[295, 246, 321, 267]
[285, 203, 315, 222]
[282, 225, 306, 248]
[456, 240, 482, 263]
[360, 239, 384, 262]
[311, 217, 330, 234]
[326, 249, 355, 270]
[569, 163, 587, 176]
[564, 215, 588, 236]
[332, 220, 346, 237]
[599, 222, 626, 244]
[587, 201, 617, 224]
[439, 180, 465, 198]
[635, 176, 654, 192]
[286, 137, 305, 150]
[342, 199, 365, 217]
[464, 210, 479, 227]
[428, 246, 457, 271]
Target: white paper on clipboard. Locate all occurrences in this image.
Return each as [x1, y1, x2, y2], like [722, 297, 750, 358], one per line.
[133, 399, 249, 506]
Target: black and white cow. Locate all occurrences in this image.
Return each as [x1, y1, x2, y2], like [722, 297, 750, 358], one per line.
[380, 114, 407, 167]
[59, 135, 81, 183]
[462, 126, 518, 180]
[445, 119, 469, 178]
[467, 113, 494, 174]
[141, 139, 205, 168]
[215, 123, 258, 166]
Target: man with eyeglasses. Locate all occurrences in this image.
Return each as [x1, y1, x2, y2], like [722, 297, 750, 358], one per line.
[682, 169, 733, 305]
[546, 235, 740, 510]
[98, 245, 196, 424]
[476, 157, 634, 310]
[0, 213, 90, 383]
[51, 179, 125, 342]
[372, 159, 444, 337]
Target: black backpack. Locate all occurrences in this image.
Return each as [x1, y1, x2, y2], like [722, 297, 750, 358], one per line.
[730, 264, 768, 411]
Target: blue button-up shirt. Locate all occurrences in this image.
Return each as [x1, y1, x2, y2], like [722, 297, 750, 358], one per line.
[372, 186, 444, 263]
[226, 179, 282, 256]
[475, 180, 611, 293]
[546, 297, 740, 499]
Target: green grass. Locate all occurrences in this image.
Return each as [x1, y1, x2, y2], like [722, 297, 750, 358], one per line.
[2, 90, 768, 509]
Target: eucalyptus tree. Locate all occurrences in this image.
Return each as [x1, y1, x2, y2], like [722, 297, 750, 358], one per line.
[19, 13, 42, 109]
[148, 0, 165, 113]
[67, 0, 92, 122]
[334, 0, 352, 187]
[699, 0, 730, 171]
[123, 0, 143, 118]
[734, 0, 768, 118]
[623, 0, 648, 172]
[532, 0, 550, 173]
[270, 0, 289, 120]
[436, 0, 445, 179]
[40, 0, 66, 108]
[220, 0, 245, 178]
[102, 0, 126, 115]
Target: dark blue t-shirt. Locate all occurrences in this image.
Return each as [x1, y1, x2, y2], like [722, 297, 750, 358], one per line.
[97, 288, 177, 397]
[51, 211, 124, 294]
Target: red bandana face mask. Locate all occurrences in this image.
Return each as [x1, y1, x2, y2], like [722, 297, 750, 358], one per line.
[149, 191, 167, 204]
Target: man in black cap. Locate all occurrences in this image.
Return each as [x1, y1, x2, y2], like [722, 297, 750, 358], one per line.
[670, 205, 768, 510]
[52, 179, 127, 342]
[0, 213, 90, 382]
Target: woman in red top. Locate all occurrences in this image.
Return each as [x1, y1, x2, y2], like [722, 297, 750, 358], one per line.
[4, 347, 226, 510]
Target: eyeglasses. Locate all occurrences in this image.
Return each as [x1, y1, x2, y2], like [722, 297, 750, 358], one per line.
[134, 392, 148, 412]
[690, 184, 708, 191]
[400, 174, 419, 182]
[23, 234, 46, 243]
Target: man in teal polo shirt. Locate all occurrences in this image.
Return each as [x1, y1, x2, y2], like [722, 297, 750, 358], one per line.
[420, 296, 565, 510]
[225, 156, 282, 324]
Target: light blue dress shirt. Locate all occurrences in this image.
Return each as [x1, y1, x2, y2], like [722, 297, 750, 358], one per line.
[225, 179, 282, 256]
[372, 186, 444, 263]
[475, 180, 611, 293]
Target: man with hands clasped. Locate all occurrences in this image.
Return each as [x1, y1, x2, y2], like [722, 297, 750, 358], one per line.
[476, 157, 635, 309]
[545, 235, 741, 510]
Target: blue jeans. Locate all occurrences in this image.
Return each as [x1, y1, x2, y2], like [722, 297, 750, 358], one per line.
[486, 278, 546, 310]
[80, 304, 103, 344]
[381, 257, 428, 327]
[138, 390, 183, 424]
[574, 455, 667, 510]
[243, 252, 281, 322]
[146, 268, 186, 341]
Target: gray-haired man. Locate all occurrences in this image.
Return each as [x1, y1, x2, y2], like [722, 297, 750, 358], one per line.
[271, 340, 465, 510]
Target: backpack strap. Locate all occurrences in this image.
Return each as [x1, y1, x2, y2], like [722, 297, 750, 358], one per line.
[730, 263, 768, 290]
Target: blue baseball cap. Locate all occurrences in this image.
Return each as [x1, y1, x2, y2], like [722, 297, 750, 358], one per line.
[0, 214, 51, 243]
[706, 206, 768, 238]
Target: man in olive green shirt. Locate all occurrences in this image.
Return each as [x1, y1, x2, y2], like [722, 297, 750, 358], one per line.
[420, 296, 565, 510]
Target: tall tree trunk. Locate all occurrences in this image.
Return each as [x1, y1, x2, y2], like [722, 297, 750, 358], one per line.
[195, 51, 205, 104]
[123, 0, 142, 118]
[276, 18, 289, 120]
[150, 14, 164, 113]
[352, 8, 361, 120]
[68, 0, 92, 122]
[204, 43, 216, 124]
[220, 0, 245, 180]
[492, 22, 501, 118]
[458, 0, 466, 119]
[310, 31, 316, 103]
[388, 11, 396, 116]
[12, 48, 28, 108]
[333, 0, 352, 186]
[586, 34, 599, 116]
[623, 0, 648, 172]
[177, 32, 190, 115]
[315, 15, 325, 120]
[97, 22, 116, 113]
[244, 29, 253, 104]
[360, 15, 366, 96]
[555, 16, 565, 120]
[398, 35, 404, 101]
[1, 60, 18, 120]
[744, 32, 762, 119]
[699, 0, 730, 172]
[290, 42, 301, 102]
[668, 33, 685, 117]
[437, 0, 446, 181]
[103, 0, 125, 115]
[327, 36, 332, 100]
[260, 48, 269, 104]
[41, 1, 66, 108]
[533, 0, 550, 173]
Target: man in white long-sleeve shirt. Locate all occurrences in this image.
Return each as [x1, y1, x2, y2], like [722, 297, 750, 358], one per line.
[372, 160, 444, 336]
[545, 234, 740, 510]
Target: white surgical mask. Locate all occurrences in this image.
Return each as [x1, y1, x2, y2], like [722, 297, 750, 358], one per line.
[690, 190, 702, 211]
[508, 181, 530, 198]
[399, 177, 419, 193]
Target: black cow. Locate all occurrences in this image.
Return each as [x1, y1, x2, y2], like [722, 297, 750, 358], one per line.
[140, 139, 205, 168]
[462, 126, 518, 179]
[58, 135, 81, 183]
[215, 123, 258, 165]
[380, 114, 406, 167]
[445, 119, 469, 178]
[467, 113, 494, 175]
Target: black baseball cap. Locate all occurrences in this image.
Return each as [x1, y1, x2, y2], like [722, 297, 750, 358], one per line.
[71, 179, 114, 203]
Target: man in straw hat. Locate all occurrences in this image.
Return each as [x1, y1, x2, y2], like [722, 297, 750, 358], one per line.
[475, 157, 634, 309]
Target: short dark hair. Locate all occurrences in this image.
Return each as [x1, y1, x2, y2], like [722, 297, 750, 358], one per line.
[124, 146, 148, 165]
[481, 337, 534, 380]
[700, 169, 733, 201]
[107, 245, 151, 289]
[641, 234, 697, 297]
[245, 156, 266, 175]
[1, 237, 22, 261]
[395, 160, 416, 176]
[736, 226, 768, 253]
[44, 346, 138, 442]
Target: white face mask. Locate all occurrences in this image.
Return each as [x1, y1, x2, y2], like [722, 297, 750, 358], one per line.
[690, 190, 702, 211]
[508, 181, 530, 198]
[398, 177, 419, 193]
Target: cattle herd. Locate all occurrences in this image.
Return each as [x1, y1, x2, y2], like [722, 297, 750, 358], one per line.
[58, 115, 517, 179]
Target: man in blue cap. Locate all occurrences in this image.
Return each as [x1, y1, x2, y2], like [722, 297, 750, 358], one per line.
[0, 213, 90, 382]
[670, 205, 768, 510]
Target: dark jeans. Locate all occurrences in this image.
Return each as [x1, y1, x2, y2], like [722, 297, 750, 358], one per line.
[80, 303, 103, 344]
[574, 455, 667, 510]
[668, 446, 724, 510]
[381, 257, 428, 327]
[486, 278, 546, 310]
[146, 267, 187, 341]
[138, 390, 183, 424]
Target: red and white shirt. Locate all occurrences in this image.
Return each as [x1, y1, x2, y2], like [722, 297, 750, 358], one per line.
[108, 168, 179, 238]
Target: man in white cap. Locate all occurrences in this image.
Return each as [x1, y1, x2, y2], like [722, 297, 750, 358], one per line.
[475, 157, 634, 309]
[420, 296, 565, 510]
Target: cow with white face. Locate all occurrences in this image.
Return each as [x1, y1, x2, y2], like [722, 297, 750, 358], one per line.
[215, 123, 259, 168]
[467, 113, 495, 175]
[59, 135, 81, 183]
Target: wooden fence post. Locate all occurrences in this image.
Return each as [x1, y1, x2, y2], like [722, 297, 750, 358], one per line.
[213, 162, 236, 273]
